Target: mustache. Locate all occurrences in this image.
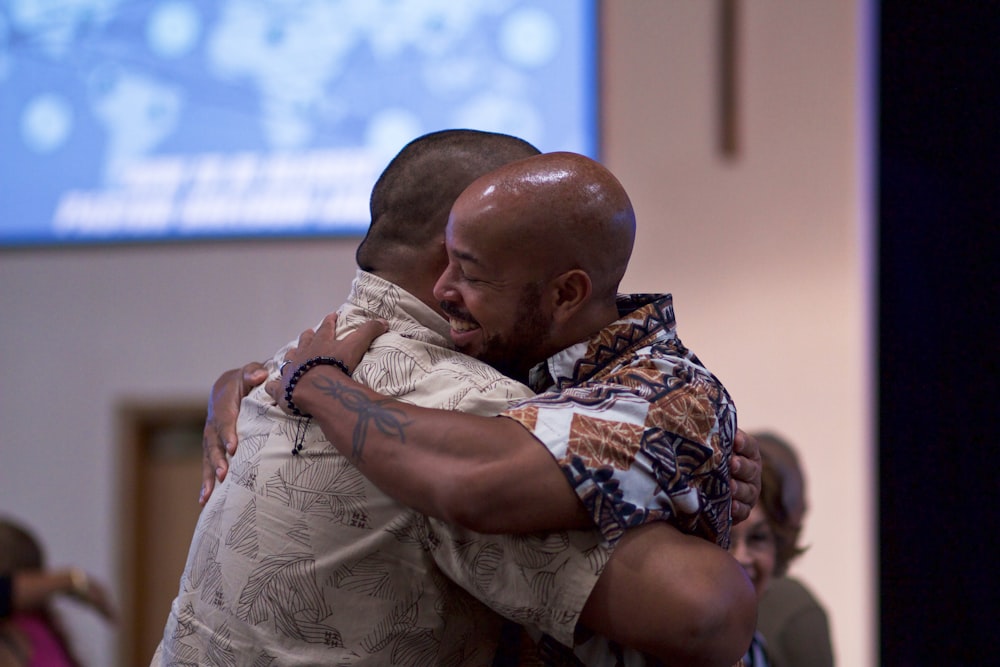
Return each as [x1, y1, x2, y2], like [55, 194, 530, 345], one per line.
[439, 301, 473, 321]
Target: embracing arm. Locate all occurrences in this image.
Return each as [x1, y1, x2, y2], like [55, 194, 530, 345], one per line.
[268, 314, 588, 533]
[277, 314, 759, 661]
[272, 313, 761, 533]
[580, 521, 756, 666]
[290, 362, 590, 533]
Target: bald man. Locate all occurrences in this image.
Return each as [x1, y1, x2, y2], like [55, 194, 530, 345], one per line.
[270, 151, 754, 664]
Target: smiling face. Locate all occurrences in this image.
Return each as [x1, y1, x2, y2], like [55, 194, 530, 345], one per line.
[728, 504, 777, 599]
[433, 196, 556, 383]
[432, 151, 637, 383]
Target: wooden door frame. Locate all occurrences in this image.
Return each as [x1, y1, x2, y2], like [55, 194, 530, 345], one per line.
[115, 400, 206, 667]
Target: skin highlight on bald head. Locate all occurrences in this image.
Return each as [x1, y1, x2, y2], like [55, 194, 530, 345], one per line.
[456, 151, 635, 298]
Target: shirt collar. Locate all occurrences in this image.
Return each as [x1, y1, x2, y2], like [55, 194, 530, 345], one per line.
[528, 293, 676, 393]
[348, 270, 455, 348]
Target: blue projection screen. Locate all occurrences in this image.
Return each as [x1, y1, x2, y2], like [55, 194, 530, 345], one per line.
[0, 0, 597, 246]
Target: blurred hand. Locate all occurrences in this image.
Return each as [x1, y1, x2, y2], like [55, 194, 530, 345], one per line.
[729, 429, 761, 524]
[199, 362, 267, 505]
[13, 569, 118, 623]
[66, 569, 117, 623]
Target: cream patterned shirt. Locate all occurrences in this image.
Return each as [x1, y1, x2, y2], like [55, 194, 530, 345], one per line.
[152, 271, 607, 667]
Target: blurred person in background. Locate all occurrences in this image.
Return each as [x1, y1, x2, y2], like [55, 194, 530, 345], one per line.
[0, 517, 116, 667]
[752, 432, 834, 667]
[729, 433, 834, 667]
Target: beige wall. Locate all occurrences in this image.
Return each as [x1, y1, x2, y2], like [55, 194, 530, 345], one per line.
[603, 3, 874, 666]
[0, 2, 873, 665]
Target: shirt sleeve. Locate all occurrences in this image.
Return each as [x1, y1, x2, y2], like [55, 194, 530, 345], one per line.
[502, 354, 736, 547]
[425, 520, 608, 648]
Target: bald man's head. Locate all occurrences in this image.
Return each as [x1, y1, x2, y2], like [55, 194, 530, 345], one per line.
[451, 151, 636, 301]
[433, 152, 637, 381]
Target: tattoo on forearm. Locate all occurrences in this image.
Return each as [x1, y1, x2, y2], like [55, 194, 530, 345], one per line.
[311, 375, 410, 462]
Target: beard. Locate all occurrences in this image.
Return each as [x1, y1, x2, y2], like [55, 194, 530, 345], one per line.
[474, 282, 552, 384]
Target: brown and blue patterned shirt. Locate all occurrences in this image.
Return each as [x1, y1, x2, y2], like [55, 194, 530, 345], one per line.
[503, 293, 736, 550]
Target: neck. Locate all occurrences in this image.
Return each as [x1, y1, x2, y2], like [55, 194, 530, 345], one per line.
[559, 299, 620, 348]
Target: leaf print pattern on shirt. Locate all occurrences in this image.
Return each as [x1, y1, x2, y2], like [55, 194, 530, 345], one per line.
[226, 498, 258, 559]
[334, 553, 409, 600]
[237, 553, 333, 642]
[264, 453, 369, 527]
[207, 622, 236, 667]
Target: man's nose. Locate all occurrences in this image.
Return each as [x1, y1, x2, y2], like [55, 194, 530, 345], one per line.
[433, 265, 456, 302]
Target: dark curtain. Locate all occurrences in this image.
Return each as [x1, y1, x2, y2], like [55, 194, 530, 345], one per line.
[879, 2, 1000, 665]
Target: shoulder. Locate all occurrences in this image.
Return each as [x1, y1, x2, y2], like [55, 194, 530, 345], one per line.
[360, 332, 533, 415]
[757, 576, 834, 657]
[760, 576, 829, 617]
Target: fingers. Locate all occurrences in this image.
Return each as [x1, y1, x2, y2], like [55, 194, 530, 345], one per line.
[283, 315, 386, 374]
[87, 581, 118, 623]
[201, 364, 260, 504]
[240, 362, 268, 400]
[730, 477, 755, 522]
[354, 318, 389, 348]
[84, 579, 118, 622]
[200, 423, 229, 505]
[317, 311, 339, 334]
[730, 496, 751, 524]
[200, 413, 228, 506]
[734, 429, 761, 463]
[217, 411, 239, 457]
[264, 378, 285, 410]
[297, 325, 316, 350]
[66, 570, 118, 622]
[199, 450, 218, 506]
[334, 318, 388, 372]
[729, 450, 743, 478]
[260, 313, 385, 417]
[729, 429, 761, 524]
[730, 430, 761, 487]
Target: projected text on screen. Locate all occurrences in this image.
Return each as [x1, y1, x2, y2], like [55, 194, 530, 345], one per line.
[0, 0, 597, 245]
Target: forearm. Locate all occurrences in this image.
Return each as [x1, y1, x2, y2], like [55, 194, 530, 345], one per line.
[11, 569, 75, 611]
[293, 365, 589, 532]
[579, 522, 757, 666]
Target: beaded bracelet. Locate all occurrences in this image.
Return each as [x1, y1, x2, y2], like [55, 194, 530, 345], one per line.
[284, 356, 350, 418]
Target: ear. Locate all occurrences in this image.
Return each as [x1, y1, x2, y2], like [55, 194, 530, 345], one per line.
[549, 269, 592, 324]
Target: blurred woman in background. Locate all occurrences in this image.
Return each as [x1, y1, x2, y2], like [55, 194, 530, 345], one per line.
[730, 434, 834, 667]
[0, 517, 115, 667]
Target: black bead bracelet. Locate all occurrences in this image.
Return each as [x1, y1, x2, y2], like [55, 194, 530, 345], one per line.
[284, 356, 349, 418]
